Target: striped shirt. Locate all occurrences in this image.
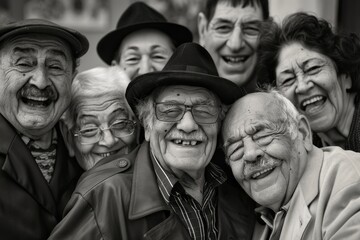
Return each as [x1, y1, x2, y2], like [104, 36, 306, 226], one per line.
[151, 152, 227, 240]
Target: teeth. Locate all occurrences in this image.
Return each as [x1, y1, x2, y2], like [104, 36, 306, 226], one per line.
[224, 56, 246, 63]
[173, 139, 199, 146]
[25, 96, 49, 101]
[97, 151, 118, 157]
[252, 167, 274, 179]
[302, 96, 323, 107]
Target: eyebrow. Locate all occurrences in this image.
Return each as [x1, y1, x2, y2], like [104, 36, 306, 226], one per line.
[279, 57, 324, 74]
[13, 47, 67, 60]
[48, 49, 68, 60]
[13, 47, 36, 55]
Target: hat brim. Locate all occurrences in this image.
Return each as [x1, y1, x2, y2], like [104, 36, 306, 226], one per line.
[0, 24, 89, 58]
[97, 22, 193, 65]
[126, 71, 246, 113]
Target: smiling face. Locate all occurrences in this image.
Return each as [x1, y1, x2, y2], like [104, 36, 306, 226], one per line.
[198, 1, 263, 91]
[73, 97, 137, 170]
[117, 29, 175, 80]
[222, 93, 310, 211]
[0, 33, 74, 139]
[275, 42, 353, 133]
[145, 85, 220, 179]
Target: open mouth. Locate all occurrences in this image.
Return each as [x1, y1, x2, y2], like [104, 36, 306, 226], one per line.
[223, 56, 249, 64]
[22, 96, 53, 107]
[300, 95, 326, 112]
[251, 167, 275, 180]
[172, 139, 202, 146]
[94, 149, 120, 158]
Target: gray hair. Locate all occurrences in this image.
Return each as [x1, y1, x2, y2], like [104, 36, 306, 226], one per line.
[62, 66, 133, 130]
[262, 87, 301, 139]
[136, 86, 228, 130]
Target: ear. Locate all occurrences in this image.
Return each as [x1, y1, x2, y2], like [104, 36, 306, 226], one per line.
[59, 120, 75, 157]
[144, 125, 151, 142]
[198, 12, 208, 46]
[111, 60, 118, 66]
[297, 115, 313, 151]
[340, 73, 352, 90]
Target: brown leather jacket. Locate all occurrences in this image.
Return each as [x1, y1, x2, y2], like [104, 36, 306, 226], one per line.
[49, 142, 256, 240]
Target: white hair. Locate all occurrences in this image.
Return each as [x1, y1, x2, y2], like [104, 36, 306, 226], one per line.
[62, 66, 133, 130]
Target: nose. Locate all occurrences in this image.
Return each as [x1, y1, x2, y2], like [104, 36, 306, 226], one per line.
[295, 76, 314, 94]
[138, 56, 154, 75]
[242, 137, 263, 163]
[226, 26, 244, 51]
[29, 65, 51, 89]
[98, 129, 117, 147]
[176, 111, 199, 133]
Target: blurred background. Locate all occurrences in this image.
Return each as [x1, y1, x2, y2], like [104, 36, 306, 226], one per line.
[0, 0, 358, 72]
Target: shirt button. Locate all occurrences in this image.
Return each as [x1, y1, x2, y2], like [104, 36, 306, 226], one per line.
[118, 160, 128, 168]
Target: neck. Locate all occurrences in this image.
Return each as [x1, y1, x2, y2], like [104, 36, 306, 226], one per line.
[318, 93, 357, 147]
[26, 129, 54, 149]
[179, 171, 205, 205]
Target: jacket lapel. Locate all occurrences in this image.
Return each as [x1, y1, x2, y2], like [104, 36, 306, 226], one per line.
[129, 142, 169, 219]
[280, 147, 324, 240]
[49, 125, 83, 213]
[0, 115, 57, 215]
[129, 142, 189, 239]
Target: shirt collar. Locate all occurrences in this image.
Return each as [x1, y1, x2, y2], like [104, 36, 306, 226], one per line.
[20, 128, 57, 149]
[151, 150, 227, 203]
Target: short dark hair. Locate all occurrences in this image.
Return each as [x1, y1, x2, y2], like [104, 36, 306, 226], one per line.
[257, 12, 360, 92]
[203, 0, 269, 21]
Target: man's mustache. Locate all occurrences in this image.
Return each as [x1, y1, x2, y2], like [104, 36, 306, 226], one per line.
[20, 84, 58, 101]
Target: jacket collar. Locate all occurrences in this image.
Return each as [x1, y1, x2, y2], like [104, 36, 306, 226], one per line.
[0, 114, 82, 216]
[0, 114, 57, 214]
[129, 142, 169, 220]
[280, 146, 324, 240]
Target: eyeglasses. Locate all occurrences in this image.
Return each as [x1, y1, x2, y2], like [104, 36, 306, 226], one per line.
[209, 21, 261, 39]
[74, 119, 136, 145]
[155, 102, 221, 124]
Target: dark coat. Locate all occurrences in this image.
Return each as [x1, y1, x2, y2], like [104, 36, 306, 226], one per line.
[49, 142, 256, 240]
[0, 114, 83, 240]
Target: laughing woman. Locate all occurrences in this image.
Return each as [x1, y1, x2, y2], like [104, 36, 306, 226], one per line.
[257, 12, 360, 151]
[60, 66, 138, 170]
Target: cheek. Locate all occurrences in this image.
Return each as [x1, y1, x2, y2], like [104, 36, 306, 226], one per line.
[121, 134, 137, 148]
[246, 38, 259, 49]
[230, 161, 245, 181]
[75, 141, 93, 155]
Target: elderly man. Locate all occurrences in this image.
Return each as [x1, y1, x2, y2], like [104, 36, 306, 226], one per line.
[198, 0, 269, 92]
[49, 42, 256, 239]
[222, 90, 360, 240]
[0, 19, 88, 240]
[97, 1, 192, 80]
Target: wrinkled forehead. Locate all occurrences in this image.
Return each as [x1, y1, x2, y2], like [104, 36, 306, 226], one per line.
[156, 85, 220, 104]
[224, 94, 278, 131]
[211, 0, 264, 20]
[76, 97, 131, 120]
[0, 33, 73, 58]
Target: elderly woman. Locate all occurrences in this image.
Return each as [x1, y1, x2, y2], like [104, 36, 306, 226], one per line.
[257, 12, 360, 151]
[61, 66, 138, 170]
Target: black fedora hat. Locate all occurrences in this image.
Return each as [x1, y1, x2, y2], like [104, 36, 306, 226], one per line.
[126, 42, 247, 113]
[97, 1, 193, 65]
[0, 19, 89, 58]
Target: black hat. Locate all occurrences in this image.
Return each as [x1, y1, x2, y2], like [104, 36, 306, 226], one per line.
[0, 18, 89, 58]
[126, 42, 246, 113]
[97, 1, 193, 65]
